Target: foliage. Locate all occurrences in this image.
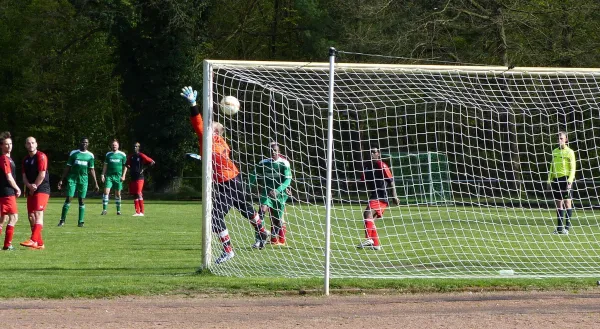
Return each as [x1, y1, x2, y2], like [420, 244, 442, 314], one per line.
[1, 0, 600, 190]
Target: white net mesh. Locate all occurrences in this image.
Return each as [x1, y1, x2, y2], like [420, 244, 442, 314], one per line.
[203, 60, 600, 278]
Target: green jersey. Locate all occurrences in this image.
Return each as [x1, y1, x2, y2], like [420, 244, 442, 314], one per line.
[67, 150, 95, 184]
[104, 151, 127, 175]
[250, 157, 292, 194]
[548, 145, 576, 184]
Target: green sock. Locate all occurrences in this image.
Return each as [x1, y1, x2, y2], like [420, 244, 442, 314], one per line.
[78, 205, 86, 224]
[102, 194, 108, 211]
[115, 197, 121, 212]
[61, 202, 71, 220]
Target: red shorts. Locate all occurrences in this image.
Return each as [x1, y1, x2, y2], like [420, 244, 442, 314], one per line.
[27, 193, 50, 213]
[129, 180, 144, 195]
[0, 196, 18, 216]
[367, 200, 388, 218]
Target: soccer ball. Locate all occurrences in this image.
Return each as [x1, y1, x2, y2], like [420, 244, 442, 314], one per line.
[219, 96, 240, 116]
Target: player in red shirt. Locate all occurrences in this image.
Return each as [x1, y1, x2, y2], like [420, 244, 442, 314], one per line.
[357, 146, 400, 250]
[20, 137, 50, 249]
[181, 86, 268, 264]
[0, 132, 21, 251]
[126, 142, 155, 216]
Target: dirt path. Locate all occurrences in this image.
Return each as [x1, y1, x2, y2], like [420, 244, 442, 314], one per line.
[2, 291, 599, 328]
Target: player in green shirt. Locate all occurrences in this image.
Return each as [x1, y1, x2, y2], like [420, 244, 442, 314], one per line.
[101, 139, 127, 215]
[547, 131, 576, 235]
[57, 138, 99, 227]
[249, 142, 292, 246]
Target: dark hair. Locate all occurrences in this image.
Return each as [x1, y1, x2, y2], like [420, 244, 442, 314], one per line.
[0, 131, 11, 144]
[80, 137, 89, 142]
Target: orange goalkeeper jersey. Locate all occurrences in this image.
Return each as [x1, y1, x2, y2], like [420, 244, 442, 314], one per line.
[190, 114, 239, 183]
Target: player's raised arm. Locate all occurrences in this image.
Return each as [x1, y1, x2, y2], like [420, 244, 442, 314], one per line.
[181, 86, 204, 150]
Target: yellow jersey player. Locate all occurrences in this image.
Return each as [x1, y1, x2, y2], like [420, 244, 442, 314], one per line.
[547, 131, 576, 235]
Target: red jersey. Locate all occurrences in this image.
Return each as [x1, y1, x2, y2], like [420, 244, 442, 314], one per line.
[126, 153, 154, 181]
[0, 154, 16, 197]
[190, 113, 239, 183]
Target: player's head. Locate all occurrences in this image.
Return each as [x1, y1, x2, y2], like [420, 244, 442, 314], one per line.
[369, 145, 381, 160]
[558, 131, 568, 148]
[134, 142, 141, 153]
[269, 142, 280, 160]
[111, 139, 119, 151]
[212, 122, 224, 136]
[0, 131, 12, 155]
[79, 137, 89, 151]
[25, 137, 37, 154]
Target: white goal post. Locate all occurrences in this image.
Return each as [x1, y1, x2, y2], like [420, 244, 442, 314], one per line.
[201, 51, 600, 291]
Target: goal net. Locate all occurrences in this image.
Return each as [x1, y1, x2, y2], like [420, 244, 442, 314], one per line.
[201, 57, 600, 279]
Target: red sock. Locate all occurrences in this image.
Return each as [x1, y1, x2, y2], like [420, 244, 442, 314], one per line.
[4, 225, 14, 248]
[32, 224, 43, 244]
[279, 224, 287, 244]
[139, 198, 145, 214]
[134, 199, 140, 213]
[219, 231, 233, 253]
[364, 219, 380, 246]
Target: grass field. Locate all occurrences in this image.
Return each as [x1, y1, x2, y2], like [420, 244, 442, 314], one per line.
[0, 198, 598, 299]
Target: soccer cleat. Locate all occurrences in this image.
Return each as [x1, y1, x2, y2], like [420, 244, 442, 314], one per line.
[138, 213, 144, 217]
[2, 245, 15, 251]
[132, 213, 140, 216]
[272, 241, 286, 246]
[117, 211, 122, 215]
[57, 220, 65, 227]
[77, 222, 84, 227]
[20, 239, 37, 247]
[101, 210, 107, 215]
[252, 239, 266, 250]
[356, 239, 381, 250]
[563, 229, 569, 235]
[31, 243, 45, 250]
[215, 251, 235, 264]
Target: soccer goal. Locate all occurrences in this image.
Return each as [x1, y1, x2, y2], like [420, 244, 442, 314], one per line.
[200, 50, 600, 288]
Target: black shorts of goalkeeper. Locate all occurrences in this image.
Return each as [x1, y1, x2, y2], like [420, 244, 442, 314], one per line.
[551, 176, 573, 200]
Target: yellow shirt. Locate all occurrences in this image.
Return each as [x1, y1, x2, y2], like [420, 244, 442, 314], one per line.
[547, 146, 576, 184]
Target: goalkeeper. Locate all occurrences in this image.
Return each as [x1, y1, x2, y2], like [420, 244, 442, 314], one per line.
[249, 142, 292, 246]
[357, 146, 400, 250]
[547, 131, 576, 235]
[180, 86, 268, 265]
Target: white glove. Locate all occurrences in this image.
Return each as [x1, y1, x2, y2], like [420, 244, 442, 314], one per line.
[180, 86, 198, 106]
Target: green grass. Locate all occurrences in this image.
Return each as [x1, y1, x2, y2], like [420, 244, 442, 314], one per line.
[0, 198, 599, 299]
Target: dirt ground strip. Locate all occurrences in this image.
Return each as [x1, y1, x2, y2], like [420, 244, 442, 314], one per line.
[1, 291, 600, 329]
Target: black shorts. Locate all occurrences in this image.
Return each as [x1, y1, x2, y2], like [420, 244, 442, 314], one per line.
[551, 177, 572, 200]
[213, 175, 255, 221]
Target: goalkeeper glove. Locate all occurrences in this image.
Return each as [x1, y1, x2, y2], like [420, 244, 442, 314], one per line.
[180, 86, 198, 106]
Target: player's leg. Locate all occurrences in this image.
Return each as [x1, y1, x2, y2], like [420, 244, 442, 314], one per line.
[213, 183, 235, 264]
[130, 180, 142, 215]
[59, 180, 76, 225]
[20, 195, 38, 247]
[76, 181, 88, 227]
[255, 197, 273, 243]
[115, 179, 123, 215]
[1, 196, 17, 250]
[564, 198, 573, 233]
[358, 200, 385, 250]
[101, 180, 112, 215]
[552, 179, 565, 233]
[230, 178, 268, 247]
[270, 205, 285, 245]
[32, 193, 48, 248]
